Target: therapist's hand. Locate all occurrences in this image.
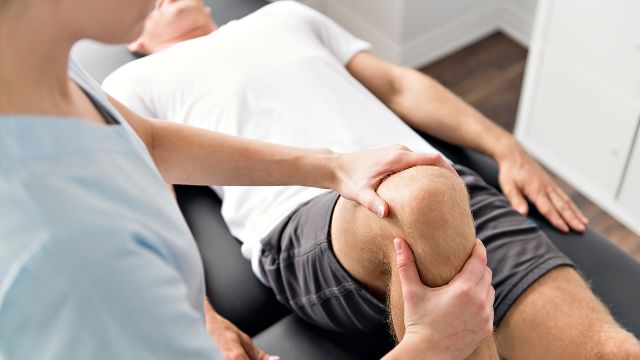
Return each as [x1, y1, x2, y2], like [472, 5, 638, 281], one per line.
[205, 301, 279, 360]
[334, 146, 455, 218]
[384, 238, 494, 359]
[496, 144, 588, 233]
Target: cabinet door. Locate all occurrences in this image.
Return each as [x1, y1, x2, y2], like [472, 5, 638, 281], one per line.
[545, 0, 640, 101]
[617, 120, 640, 234]
[525, 51, 639, 197]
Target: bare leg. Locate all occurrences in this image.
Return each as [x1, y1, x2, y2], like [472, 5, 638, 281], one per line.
[331, 166, 498, 359]
[331, 165, 639, 358]
[496, 266, 640, 359]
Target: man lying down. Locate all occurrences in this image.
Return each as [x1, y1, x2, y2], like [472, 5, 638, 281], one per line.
[103, 1, 640, 359]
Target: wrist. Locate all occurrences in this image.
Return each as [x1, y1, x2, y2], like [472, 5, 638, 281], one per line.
[385, 333, 449, 360]
[321, 149, 340, 190]
[491, 136, 523, 164]
[292, 147, 338, 189]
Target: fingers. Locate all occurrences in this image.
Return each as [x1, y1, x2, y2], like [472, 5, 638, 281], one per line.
[394, 238, 423, 302]
[399, 152, 456, 175]
[240, 333, 278, 360]
[548, 189, 587, 232]
[484, 284, 496, 336]
[386, 147, 456, 176]
[451, 239, 487, 287]
[486, 281, 496, 307]
[530, 191, 569, 233]
[573, 199, 589, 224]
[408, 152, 457, 175]
[223, 345, 249, 360]
[477, 267, 492, 295]
[361, 189, 388, 218]
[501, 179, 528, 215]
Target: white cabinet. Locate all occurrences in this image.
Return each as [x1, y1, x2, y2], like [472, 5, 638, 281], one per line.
[544, 0, 640, 98]
[516, 0, 640, 235]
[618, 129, 640, 228]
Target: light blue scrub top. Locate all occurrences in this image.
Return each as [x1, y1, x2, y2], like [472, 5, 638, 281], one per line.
[0, 60, 223, 359]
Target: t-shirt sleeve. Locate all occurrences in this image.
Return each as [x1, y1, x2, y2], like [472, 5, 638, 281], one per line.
[102, 68, 158, 118]
[0, 231, 223, 360]
[279, 2, 371, 65]
[66, 58, 154, 119]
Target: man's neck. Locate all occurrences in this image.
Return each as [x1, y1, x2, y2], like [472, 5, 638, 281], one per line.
[0, 4, 76, 116]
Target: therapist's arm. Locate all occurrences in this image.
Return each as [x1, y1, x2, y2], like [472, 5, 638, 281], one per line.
[346, 52, 588, 233]
[108, 95, 453, 218]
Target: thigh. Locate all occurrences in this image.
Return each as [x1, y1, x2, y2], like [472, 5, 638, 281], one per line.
[455, 166, 639, 357]
[495, 266, 637, 359]
[331, 194, 397, 299]
[456, 165, 575, 327]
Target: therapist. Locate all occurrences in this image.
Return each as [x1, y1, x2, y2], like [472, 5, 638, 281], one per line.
[0, 0, 494, 359]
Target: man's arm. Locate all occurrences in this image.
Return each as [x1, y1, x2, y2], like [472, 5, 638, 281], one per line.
[347, 52, 588, 233]
[108, 95, 453, 218]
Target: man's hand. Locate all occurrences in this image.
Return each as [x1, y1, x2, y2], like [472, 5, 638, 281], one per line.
[205, 301, 278, 360]
[384, 238, 494, 359]
[496, 144, 588, 233]
[334, 145, 455, 218]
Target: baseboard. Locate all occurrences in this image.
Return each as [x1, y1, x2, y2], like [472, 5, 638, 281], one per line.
[500, 1, 535, 47]
[300, 0, 535, 68]
[401, 1, 501, 68]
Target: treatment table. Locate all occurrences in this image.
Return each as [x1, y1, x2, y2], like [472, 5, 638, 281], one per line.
[71, 0, 640, 357]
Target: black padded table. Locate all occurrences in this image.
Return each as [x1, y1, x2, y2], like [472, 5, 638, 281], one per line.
[168, 1, 640, 357]
[172, 1, 640, 358]
[68, 0, 639, 356]
[176, 135, 640, 360]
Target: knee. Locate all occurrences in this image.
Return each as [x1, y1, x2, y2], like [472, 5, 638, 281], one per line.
[377, 165, 476, 287]
[591, 328, 640, 359]
[377, 165, 473, 234]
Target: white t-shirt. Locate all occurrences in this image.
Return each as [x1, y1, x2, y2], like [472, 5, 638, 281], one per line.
[103, 1, 443, 282]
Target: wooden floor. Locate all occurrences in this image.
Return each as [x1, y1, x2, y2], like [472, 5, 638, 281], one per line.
[420, 32, 640, 261]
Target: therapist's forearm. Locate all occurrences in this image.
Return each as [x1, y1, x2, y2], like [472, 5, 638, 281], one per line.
[148, 119, 338, 188]
[389, 68, 521, 162]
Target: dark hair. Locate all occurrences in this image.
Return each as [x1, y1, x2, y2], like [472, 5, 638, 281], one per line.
[129, 49, 149, 58]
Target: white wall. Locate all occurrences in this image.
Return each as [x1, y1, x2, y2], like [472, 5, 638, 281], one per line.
[333, 0, 402, 41]
[401, 0, 496, 42]
[321, 0, 404, 62]
[501, 0, 539, 46]
[398, 0, 501, 67]
[292, 0, 538, 68]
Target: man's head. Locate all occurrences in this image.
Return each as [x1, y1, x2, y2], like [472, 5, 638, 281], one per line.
[129, 0, 217, 55]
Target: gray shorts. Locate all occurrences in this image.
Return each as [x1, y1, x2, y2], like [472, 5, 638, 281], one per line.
[259, 165, 574, 332]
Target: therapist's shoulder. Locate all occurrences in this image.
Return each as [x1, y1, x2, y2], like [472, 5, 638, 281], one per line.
[0, 220, 171, 298]
[0, 224, 125, 354]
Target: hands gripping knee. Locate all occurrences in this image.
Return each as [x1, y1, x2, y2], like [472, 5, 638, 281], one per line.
[394, 237, 495, 359]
